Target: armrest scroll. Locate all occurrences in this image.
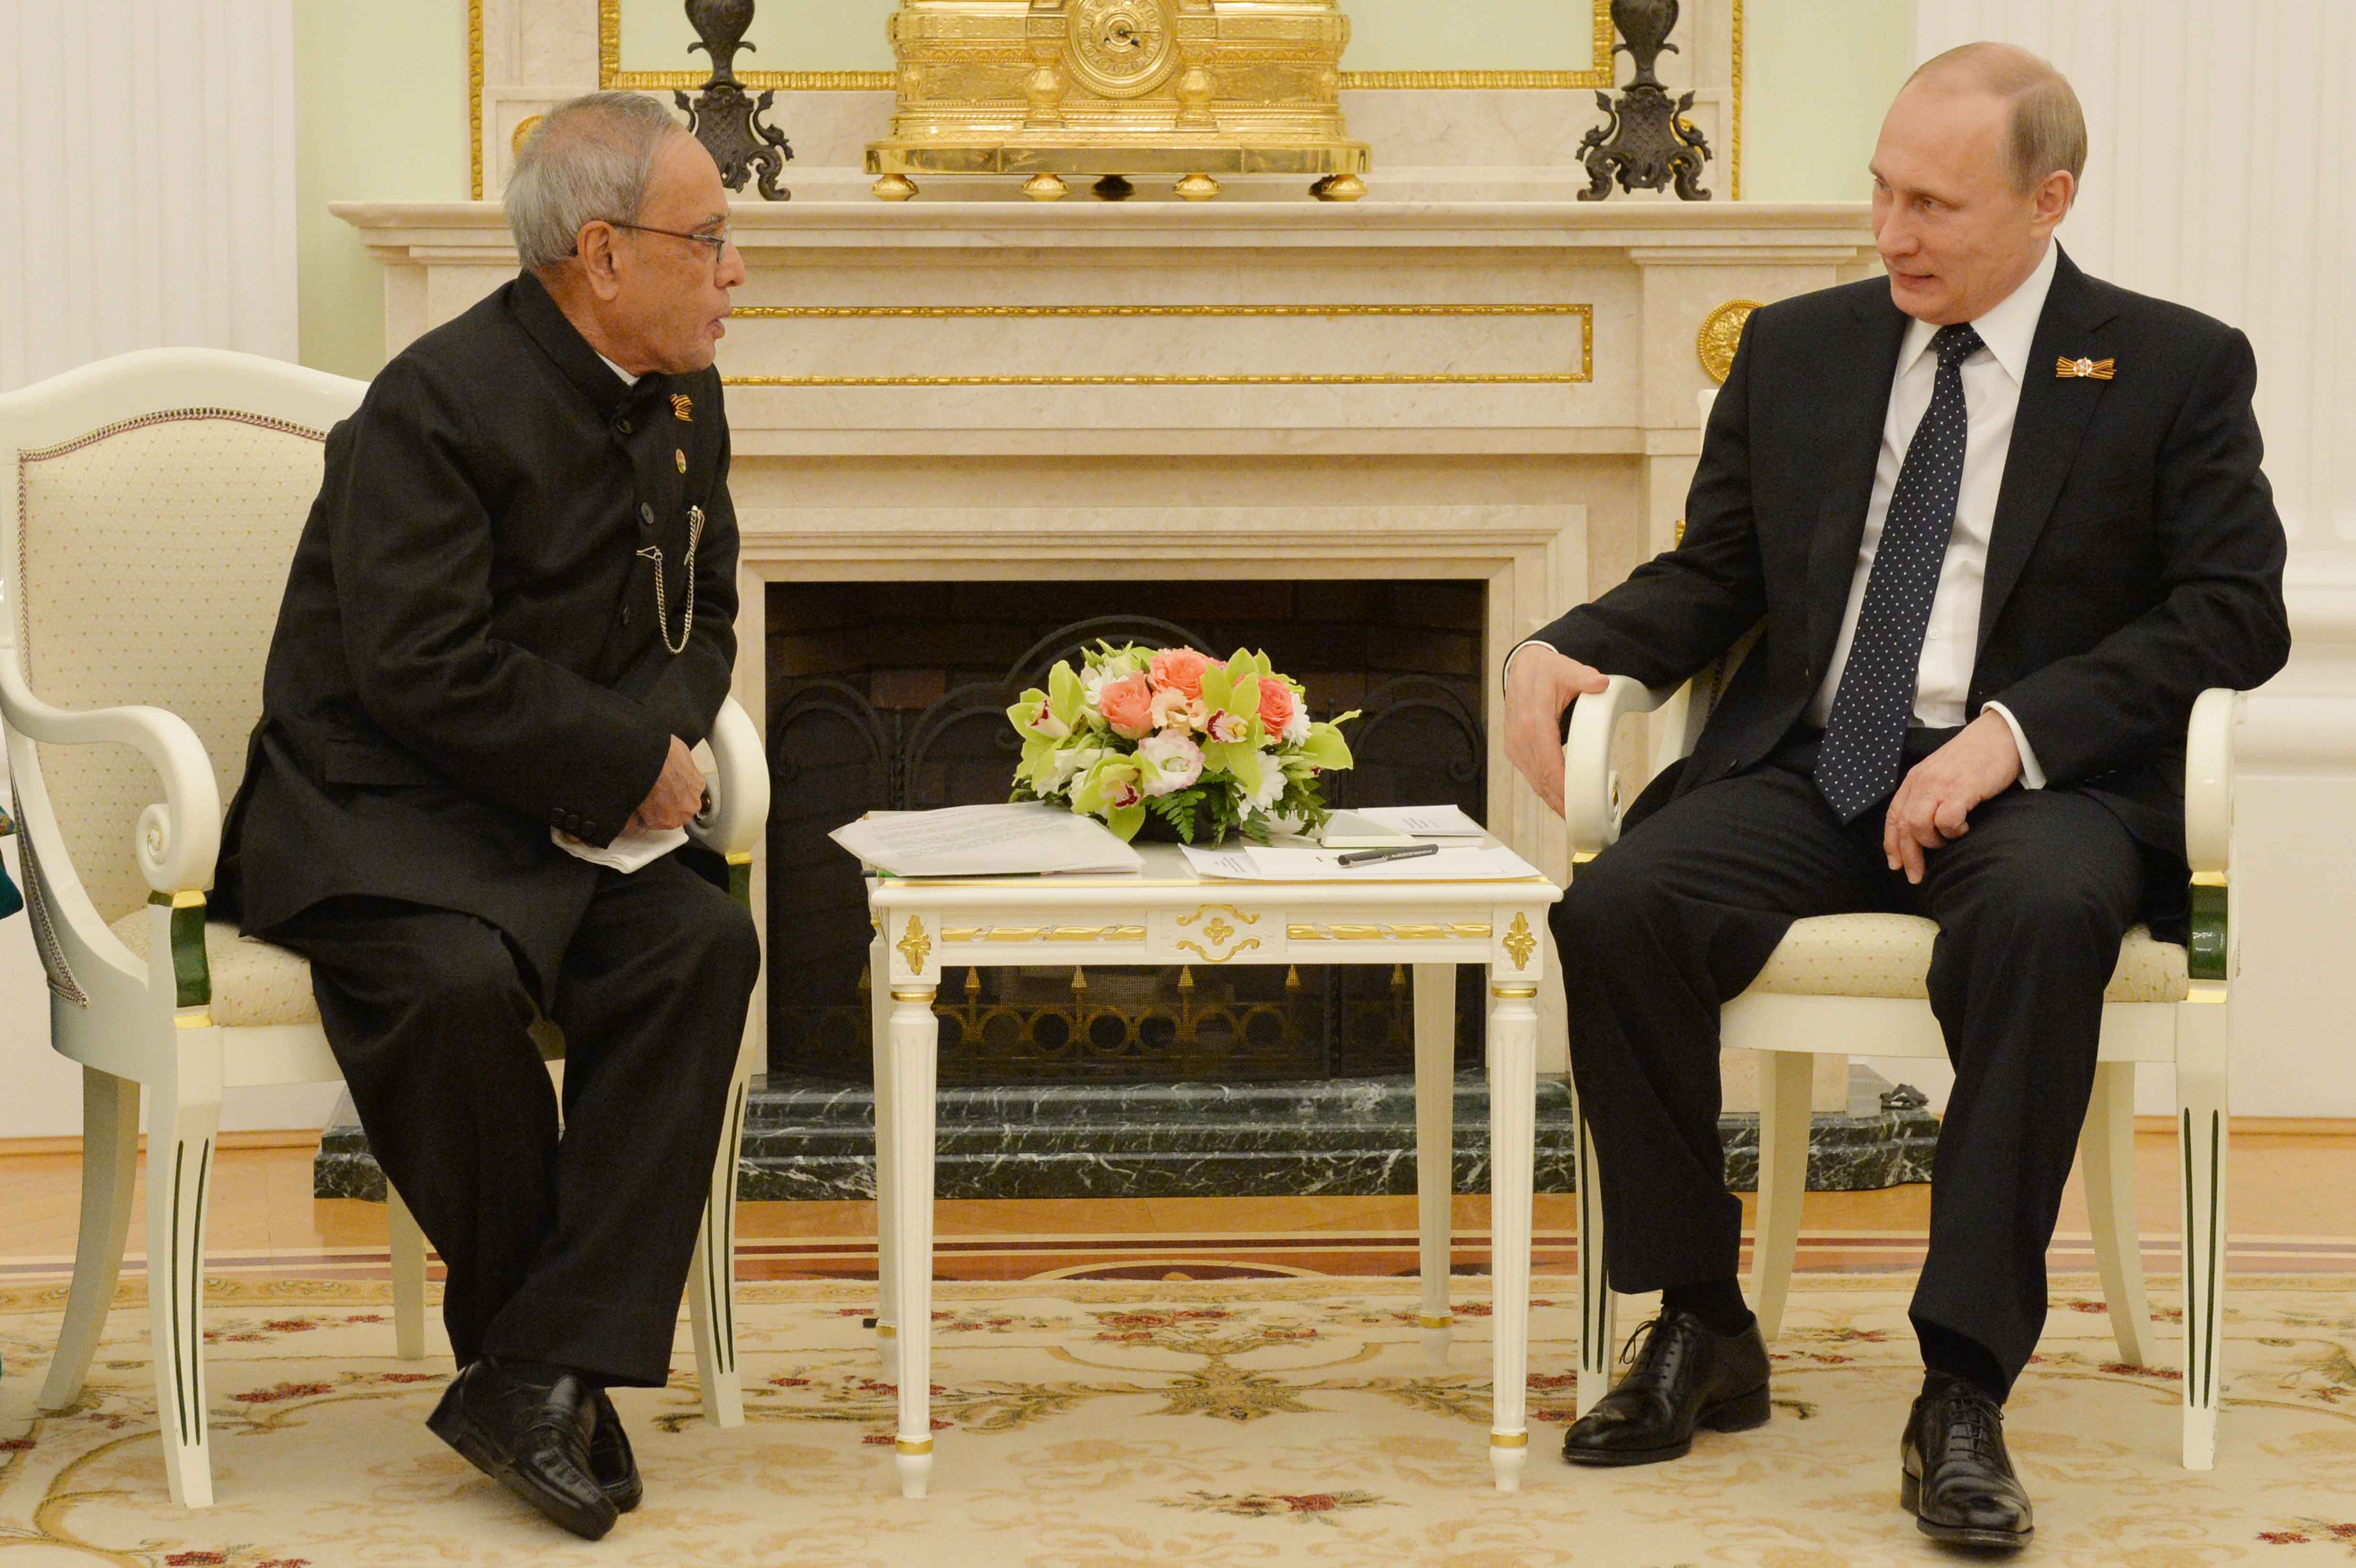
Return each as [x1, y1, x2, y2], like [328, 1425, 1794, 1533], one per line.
[0, 669, 220, 894]
[1562, 675, 1680, 858]
[688, 695, 769, 861]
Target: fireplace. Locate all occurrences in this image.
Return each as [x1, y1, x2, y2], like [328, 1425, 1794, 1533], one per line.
[764, 579, 1492, 1088]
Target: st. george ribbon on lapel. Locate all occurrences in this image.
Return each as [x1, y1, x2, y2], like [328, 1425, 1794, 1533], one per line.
[1975, 249, 2119, 648]
[2056, 355, 2116, 380]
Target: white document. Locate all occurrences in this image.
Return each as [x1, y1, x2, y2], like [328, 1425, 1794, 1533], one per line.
[831, 802, 1146, 878]
[1349, 804, 1486, 838]
[1181, 841, 1542, 882]
[553, 823, 688, 873]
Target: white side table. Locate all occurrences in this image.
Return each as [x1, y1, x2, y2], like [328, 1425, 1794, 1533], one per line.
[864, 844, 1562, 1497]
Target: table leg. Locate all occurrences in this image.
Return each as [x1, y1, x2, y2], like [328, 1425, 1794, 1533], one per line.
[886, 984, 939, 1499]
[1413, 964, 1457, 1367]
[1487, 979, 1539, 1493]
[870, 932, 897, 1372]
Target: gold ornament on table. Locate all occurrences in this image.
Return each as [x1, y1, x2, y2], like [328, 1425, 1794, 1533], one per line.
[866, 0, 1370, 202]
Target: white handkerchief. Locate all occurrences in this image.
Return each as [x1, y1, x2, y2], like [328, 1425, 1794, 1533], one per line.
[553, 823, 688, 873]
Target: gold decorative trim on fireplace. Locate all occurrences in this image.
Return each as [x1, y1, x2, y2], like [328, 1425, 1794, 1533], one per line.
[720, 301, 1592, 389]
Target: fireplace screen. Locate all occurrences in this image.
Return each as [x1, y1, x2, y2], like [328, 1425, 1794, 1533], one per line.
[766, 581, 1488, 1085]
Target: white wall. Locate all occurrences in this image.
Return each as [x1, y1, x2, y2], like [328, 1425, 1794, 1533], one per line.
[0, 0, 300, 392]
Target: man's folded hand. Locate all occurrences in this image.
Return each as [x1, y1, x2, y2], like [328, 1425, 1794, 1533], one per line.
[1882, 711, 2024, 883]
[632, 735, 706, 834]
[1505, 644, 1611, 818]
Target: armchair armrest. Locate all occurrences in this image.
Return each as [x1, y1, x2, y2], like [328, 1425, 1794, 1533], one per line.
[1562, 675, 1681, 857]
[2182, 687, 2240, 878]
[0, 662, 220, 895]
[2182, 687, 2242, 983]
[687, 695, 769, 860]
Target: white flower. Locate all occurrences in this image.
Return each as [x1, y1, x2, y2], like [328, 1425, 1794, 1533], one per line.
[1040, 743, 1102, 795]
[1081, 652, 1144, 710]
[1280, 705, 1309, 745]
[1206, 709, 1247, 745]
[1138, 732, 1205, 795]
[1247, 751, 1287, 811]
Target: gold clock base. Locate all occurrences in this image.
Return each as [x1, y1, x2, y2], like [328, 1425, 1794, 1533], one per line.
[865, 139, 1370, 204]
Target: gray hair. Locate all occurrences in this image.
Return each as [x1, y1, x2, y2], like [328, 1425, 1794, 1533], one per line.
[1907, 43, 2088, 194]
[506, 91, 685, 272]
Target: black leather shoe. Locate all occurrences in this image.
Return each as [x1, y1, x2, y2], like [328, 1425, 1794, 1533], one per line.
[589, 1387, 643, 1513]
[1900, 1373, 2034, 1550]
[427, 1359, 619, 1541]
[1560, 1309, 1772, 1467]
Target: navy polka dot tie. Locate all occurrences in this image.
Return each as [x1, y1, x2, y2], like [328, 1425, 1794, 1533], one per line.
[1815, 320, 1984, 823]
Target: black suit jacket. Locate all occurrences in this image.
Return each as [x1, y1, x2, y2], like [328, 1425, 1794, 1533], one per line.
[221, 271, 740, 988]
[1531, 248, 2291, 858]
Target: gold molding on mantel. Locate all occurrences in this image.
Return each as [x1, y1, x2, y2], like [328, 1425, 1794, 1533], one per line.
[719, 300, 1592, 388]
[468, 0, 484, 199]
[476, 2, 1743, 195]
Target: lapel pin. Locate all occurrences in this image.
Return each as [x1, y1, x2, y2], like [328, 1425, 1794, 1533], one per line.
[2056, 356, 2115, 381]
[670, 392, 694, 422]
[675, 449, 687, 473]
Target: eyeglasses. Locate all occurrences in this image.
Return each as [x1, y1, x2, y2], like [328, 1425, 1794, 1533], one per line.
[606, 220, 731, 268]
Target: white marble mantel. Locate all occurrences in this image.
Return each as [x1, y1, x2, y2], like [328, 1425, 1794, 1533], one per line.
[338, 196, 1877, 1083]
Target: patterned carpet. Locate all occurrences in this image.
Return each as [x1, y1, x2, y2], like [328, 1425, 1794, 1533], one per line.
[3, 1274, 2355, 1566]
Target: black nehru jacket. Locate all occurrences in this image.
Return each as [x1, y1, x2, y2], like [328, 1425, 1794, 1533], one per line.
[221, 269, 739, 991]
[1529, 249, 2291, 857]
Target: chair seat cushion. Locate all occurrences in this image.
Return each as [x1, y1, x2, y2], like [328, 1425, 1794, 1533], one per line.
[1746, 913, 2190, 1004]
[109, 914, 319, 1027]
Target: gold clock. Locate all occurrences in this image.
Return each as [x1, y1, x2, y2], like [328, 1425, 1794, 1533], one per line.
[866, 0, 1370, 202]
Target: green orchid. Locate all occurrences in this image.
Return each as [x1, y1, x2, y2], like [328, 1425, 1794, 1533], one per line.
[1071, 751, 1162, 841]
[1298, 713, 1357, 772]
[1196, 650, 1269, 784]
[1008, 662, 1091, 790]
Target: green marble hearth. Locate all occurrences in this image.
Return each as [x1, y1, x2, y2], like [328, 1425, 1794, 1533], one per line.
[315, 1066, 1935, 1202]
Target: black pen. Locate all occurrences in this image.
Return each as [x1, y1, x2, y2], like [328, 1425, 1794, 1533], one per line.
[1335, 842, 1441, 867]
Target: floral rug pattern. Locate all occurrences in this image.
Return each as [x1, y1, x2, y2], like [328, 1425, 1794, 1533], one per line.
[1, 1274, 2353, 1565]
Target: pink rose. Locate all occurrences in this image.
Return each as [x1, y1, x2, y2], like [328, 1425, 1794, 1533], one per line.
[1148, 648, 1216, 700]
[1097, 673, 1155, 739]
[1256, 679, 1297, 735]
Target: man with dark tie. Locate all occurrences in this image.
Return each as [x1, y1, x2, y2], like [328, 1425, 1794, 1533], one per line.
[220, 92, 757, 1539]
[1503, 44, 2288, 1549]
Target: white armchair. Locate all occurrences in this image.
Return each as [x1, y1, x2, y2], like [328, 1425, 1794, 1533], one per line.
[1561, 664, 2238, 1471]
[0, 348, 769, 1507]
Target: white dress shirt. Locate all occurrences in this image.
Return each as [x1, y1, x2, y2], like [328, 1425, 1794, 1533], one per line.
[1808, 239, 2055, 787]
[1510, 240, 2057, 789]
[598, 351, 641, 387]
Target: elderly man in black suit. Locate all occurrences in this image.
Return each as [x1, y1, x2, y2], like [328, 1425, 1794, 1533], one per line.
[1505, 44, 2288, 1550]
[221, 92, 756, 1539]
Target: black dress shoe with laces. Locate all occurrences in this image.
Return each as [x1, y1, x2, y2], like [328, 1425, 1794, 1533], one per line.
[1560, 1309, 1772, 1467]
[1900, 1373, 2034, 1550]
[427, 1359, 619, 1540]
[589, 1387, 644, 1513]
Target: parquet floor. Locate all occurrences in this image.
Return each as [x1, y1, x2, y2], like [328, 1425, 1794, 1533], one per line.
[0, 1128, 2348, 1283]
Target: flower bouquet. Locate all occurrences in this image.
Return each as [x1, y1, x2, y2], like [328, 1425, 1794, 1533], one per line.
[1007, 642, 1357, 844]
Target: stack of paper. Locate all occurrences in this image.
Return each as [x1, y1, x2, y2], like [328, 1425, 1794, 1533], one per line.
[830, 803, 1145, 878]
[1345, 805, 1485, 838]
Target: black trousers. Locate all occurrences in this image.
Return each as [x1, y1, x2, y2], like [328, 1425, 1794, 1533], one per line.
[1553, 733, 2149, 1389]
[268, 854, 760, 1386]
